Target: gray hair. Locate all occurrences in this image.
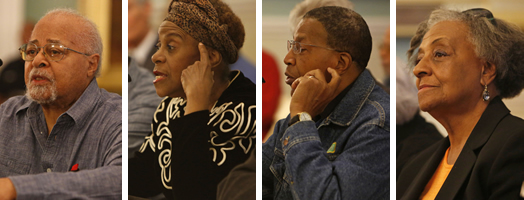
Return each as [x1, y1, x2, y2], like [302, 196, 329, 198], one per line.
[289, 0, 353, 34]
[408, 8, 524, 99]
[43, 8, 103, 77]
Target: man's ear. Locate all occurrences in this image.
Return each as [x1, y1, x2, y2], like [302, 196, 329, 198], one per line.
[207, 48, 223, 68]
[87, 54, 100, 77]
[481, 61, 497, 86]
[335, 52, 352, 75]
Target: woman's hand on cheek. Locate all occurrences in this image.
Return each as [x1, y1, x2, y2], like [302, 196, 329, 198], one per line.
[181, 43, 215, 115]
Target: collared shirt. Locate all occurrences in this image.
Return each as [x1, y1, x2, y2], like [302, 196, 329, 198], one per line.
[0, 79, 122, 199]
[263, 70, 390, 200]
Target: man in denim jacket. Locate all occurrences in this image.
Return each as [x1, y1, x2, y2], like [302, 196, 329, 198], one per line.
[262, 7, 390, 200]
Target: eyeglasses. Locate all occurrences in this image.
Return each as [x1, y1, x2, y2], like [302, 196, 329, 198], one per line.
[19, 43, 90, 62]
[462, 8, 497, 26]
[287, 40, 338, 54]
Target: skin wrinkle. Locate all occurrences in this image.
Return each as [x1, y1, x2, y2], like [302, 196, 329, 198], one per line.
[409, 9, 524, 99]
[152, 21, 200, 98]
[24, 10, 101, 135]
[414, 20, 493, 164]
[43, 10, 102, 76]
[285, 18, 339, 90]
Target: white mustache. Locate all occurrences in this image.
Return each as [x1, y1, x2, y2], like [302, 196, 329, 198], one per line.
[28, 69, 55, 84]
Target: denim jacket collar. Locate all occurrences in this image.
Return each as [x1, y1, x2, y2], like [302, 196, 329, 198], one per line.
[322, 69, 376, 127]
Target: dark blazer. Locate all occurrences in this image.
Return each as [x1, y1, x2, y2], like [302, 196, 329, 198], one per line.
[397, 97, 524, 200]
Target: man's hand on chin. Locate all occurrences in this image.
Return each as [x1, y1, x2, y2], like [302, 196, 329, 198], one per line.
[0, 178, 16, 200]
[289, 67, 341, 118]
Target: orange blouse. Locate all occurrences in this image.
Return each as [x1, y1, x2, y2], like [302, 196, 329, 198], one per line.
[420, 148, 454, 200]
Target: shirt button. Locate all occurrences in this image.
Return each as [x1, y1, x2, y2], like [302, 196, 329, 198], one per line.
[284, 137, 289, 146]
[47, 168, 52, 172]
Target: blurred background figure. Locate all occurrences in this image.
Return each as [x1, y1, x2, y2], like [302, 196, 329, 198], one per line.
[396, 58, 442, 177]
[128, 57, 163, 159]
[0, 21, 33, 105]
[128, 0, 157, 72]
[380, 27, 390, 86]
[0, 0, 122, 101]
[262, 0, 389, 140]
[262, 50, 280, 141]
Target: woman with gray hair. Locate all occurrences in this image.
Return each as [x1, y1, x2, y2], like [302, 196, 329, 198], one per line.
[397, 8, 524, 199]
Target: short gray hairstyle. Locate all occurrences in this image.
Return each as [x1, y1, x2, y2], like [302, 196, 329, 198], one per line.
[408, 8, 524, 99]
[43, 8, 103, 77]
[288, 0, 353, 34]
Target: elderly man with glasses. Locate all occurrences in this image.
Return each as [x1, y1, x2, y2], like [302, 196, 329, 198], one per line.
[0, 9, 121, 199]
[262, 6, 390, 200]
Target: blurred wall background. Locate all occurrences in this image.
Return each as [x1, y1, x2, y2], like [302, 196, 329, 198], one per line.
[263, 0, 390, 124]
[0, 0, 122, 95]
[397, 0, 524, 135]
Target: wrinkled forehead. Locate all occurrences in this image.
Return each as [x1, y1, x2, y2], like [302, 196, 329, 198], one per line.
[421, 20, 471, 46]
[294, 18, 328, 44]
[30, 14, 85, 48]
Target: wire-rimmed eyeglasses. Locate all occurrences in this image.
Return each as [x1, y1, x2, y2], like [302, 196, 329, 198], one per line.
[19, 43, 90, 62]
[287, 40, 338, 54]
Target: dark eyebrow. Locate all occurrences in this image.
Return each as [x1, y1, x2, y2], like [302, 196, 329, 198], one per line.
[431, 37, 447, 45]
[47, 39, 61, 43]
[418, 37, 449, 55]
[28, 39, 63, 45]
[294, 35, 305, 42]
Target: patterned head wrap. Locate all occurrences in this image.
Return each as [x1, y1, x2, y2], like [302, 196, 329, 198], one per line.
[165, 0, 239, 63]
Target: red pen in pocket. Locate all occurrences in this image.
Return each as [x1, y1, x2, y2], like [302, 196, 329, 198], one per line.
[71, 163, 80, 172]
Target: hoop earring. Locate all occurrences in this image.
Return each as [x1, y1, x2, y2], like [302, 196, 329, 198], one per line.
[483, 84, 490, 101]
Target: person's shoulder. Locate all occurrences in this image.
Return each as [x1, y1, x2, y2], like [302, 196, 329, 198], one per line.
[221, 71, 256, 105]
[485, 113, 524, 149]
[489, 114, 524, 141]
[0, 96, 30, 116]
[501, 114, 524, 130]
[353, 85, 390, 131]
[98, 90, 122, 110]
[94, 90, 122, 125]
[368, 83, 390, 110]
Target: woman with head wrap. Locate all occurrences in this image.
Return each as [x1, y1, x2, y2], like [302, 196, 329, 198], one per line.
[397, 8, 524, 199]
[128, 0, 256, 199]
